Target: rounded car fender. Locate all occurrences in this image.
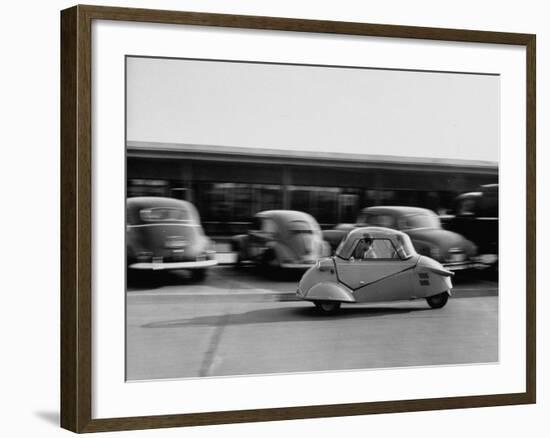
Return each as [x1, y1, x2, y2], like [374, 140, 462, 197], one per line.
[464, 238, 478, 257]
[411, 238, 437, 258]
[268, 241, 294, 262]
[414, 256, 454, 297]
[183, 233, 209, 257]
[305, 281, 356, 303]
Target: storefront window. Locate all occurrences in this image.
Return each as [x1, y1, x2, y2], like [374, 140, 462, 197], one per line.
[127, 179, 170, 197]
[252, 184, 283, 213]
[193, 182, 284, 234]
[290, 186, 340, 226]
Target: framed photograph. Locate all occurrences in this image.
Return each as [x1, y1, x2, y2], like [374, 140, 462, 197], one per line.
[60, 5, 536, 433]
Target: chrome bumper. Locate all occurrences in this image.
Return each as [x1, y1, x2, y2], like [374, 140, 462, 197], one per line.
[443, 255, 500, 270]
[281, 262, 317, 269]
[442, 260, 479, 271]
[442, 261, 476, 271]
[129, 260, 218, 270]
[472, 254, 498, 268]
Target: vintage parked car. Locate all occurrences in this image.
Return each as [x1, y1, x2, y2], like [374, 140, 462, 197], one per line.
[440, 184, 498, 269]
[323, 206, 478, 271]
[126, 197, 217, 280]
[231, 210, 331, 271]
[297, 227, 454, 313]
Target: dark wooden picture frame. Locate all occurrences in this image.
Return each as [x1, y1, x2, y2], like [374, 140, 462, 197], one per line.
[61, 4, 536, 433]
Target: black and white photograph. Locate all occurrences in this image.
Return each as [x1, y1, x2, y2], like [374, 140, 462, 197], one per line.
[1, 0, 544, 435]
[125, 56, 499, 381]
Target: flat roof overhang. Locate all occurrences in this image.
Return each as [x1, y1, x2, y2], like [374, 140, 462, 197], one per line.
[127, 141, 498, 176]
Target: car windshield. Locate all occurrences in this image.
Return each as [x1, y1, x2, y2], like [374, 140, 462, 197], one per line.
[139, 207, 192, 222]
[394, 233, 416, 259]
[399, 213, 440, 230]
[351, 239, 399, 260]
[335, 238, 347, 258]
[336, 233, 416, 260]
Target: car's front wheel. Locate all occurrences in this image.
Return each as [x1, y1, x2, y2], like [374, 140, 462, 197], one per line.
[314, 301, 341, 314]
[426, 292, 449, 309]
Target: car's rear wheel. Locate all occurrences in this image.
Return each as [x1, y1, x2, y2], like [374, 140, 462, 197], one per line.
[260, 250, 280, 277]
[314, 301, 341, 314]
[191, 269, 207, 282]
[234, 253, 243, 269]
[426, 292, 449, 309]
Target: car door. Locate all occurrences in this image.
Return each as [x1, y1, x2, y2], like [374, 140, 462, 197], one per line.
[335, 238, 416, 293]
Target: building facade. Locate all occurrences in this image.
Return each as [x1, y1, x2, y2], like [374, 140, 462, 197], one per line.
[127, 142, 498, 236]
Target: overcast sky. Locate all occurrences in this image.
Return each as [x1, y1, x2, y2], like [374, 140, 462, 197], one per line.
[126, 56, 499, 163]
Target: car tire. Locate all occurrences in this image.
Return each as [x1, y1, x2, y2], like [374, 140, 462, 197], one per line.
[234, 253, 243, 269]
[232, 241, 243, 269]
[260, 250, 280, 277]
[314, 301, 341, 314]
[191, 269, 207, 282]
[426, 292, 449, 309]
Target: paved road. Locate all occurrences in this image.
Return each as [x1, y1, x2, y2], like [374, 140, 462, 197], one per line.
[126, 267, 498, 380]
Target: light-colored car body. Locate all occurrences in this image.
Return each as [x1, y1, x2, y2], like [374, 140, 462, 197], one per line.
[232, 210, 331, 270]
[126, 197, 217, 279]
[297, 227, 453, 313]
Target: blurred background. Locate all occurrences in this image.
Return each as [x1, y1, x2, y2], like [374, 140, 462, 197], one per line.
[127, 142, 497, 239]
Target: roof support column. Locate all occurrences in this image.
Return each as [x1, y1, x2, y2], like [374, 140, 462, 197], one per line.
[282, 166, 291, 209]
[180, 161, 194, 203]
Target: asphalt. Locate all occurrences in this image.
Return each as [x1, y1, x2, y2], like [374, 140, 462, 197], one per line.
[127, 265, 498, 302]
[126, 264, 499, 380]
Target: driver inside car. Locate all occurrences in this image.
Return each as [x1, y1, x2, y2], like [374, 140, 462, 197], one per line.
[353, 238, 378, 260]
